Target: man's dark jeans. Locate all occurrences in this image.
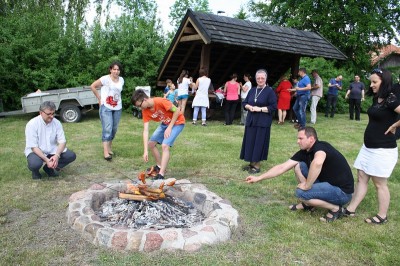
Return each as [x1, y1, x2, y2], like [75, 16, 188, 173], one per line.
[325, 94, 338, 117]
[348, 98, 361, 120]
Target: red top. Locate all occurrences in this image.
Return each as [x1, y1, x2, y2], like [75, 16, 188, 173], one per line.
[142, 97, 185, 125]
[275, 80, 292, 110]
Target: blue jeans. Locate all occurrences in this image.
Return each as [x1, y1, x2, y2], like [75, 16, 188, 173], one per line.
[293, 94, 308, 127]
[193, 106, 207, 121]
[296, 161, 352, 206]
[150, 123, 185, 147]
[100, 105, 122, 142]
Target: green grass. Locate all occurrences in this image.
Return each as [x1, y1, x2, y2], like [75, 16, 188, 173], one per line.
[0, 111, 399, 265]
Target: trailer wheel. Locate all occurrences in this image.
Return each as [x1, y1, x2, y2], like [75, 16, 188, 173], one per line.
[60, 105, 81, 123]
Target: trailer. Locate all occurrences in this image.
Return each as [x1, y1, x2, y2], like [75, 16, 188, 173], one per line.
[0, 86, 100, 123]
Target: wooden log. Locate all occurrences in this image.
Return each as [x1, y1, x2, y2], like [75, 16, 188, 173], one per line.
[118, 193, 150, 201]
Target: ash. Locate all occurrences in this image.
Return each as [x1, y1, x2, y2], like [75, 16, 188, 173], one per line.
[96, 196, 205, 230]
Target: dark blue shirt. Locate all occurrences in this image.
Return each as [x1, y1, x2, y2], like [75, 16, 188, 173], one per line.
[328, 78, 342, 95]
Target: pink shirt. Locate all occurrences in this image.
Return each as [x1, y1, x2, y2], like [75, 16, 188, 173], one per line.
[225, 81, 239, 101]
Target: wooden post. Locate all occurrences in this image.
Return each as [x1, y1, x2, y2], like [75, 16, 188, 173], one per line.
[200, 44, 211, 72]
[291, 55, 300, 79]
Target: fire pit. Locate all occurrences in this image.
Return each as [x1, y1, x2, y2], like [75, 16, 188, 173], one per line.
[66, 179, 239, 252]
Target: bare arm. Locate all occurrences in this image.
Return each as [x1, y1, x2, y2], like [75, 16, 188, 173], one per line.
[90, 79, 102, 105]
[245, 159, 299, 183]
[164, 105, 180, 139]
[297, 151, 326, 190]
[142, 122, 149, 162]
[385, 105, 400, 135]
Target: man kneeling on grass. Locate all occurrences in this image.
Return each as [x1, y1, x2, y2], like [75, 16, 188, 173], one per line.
[131, 89, 185, 180]
[245, 127, 354, 222]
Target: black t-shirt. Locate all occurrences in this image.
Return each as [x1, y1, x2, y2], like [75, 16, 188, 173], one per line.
[290, 141, 354, 194]
[364, 94, 400, 148]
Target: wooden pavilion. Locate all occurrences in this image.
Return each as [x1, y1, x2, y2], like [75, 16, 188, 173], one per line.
[157, 9, 347, 89]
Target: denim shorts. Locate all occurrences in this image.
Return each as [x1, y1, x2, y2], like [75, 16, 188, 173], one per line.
[177, 94, 189, 100]
[150, 123, 184, 147]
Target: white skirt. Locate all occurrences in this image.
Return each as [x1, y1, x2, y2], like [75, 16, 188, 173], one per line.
[354, 144, 398, 178]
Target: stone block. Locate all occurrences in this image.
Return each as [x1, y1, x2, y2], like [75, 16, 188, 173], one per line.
[143, 232, 163, 252]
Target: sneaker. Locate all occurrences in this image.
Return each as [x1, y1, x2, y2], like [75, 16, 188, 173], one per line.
[192, 121, 197, 125]
[154, 173, 164, 180]
[43, 165, 59, 177]
[201, 123, 207, 126]
[32, 171, 42, 180]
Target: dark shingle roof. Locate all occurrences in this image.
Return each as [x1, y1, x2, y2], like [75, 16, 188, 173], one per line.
[190, 11, 347, 60]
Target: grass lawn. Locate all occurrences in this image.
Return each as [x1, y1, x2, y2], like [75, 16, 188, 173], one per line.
[0, 110, 399, 265]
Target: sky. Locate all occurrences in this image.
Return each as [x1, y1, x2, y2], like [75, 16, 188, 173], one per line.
[155, 0, 250, 32]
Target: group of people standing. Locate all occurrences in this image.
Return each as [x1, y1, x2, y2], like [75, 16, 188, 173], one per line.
[24, 62, 399, 226]
[247, 68, 400, 224]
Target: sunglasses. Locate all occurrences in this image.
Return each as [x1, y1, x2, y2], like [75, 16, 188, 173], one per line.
[371, 68, 383, 74]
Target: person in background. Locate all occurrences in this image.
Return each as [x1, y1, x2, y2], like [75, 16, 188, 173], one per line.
[310, 70, 323, 124]
[131, 89, 185, 180]
[290, 68, 311, 129]
[176, 70, 193, 117]
[240, 69, 277, 174]
[25, 101, 76, 179]
[164, 82, 178, 106]
[246, 127, 354, 223]
[325, 75, 343, 118]
[90, 61, 124, 160]
[240, 74, 252, 125]
[289, 76, 298, 123]
[163, 79, 172, 97]
[223, 73, 241, 125]
[275, 74, 292, 124]
[343, 68, 400, 224]
[345, 75, 365, 121]
[192, 68, 211, 126]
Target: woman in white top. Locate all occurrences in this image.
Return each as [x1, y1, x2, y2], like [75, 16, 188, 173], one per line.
[177, 69, 193, 116]
[192, 69, 211, 126]
[240, 74, 252, 124]
[90, 61, 124, 161]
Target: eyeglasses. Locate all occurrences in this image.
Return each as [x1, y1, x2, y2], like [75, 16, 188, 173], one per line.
[371, 68, 383, 74]
[137, 100, 144, 108]
[41, 110, 55, 116]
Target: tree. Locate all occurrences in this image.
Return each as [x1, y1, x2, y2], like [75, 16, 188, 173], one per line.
[234, 5, 250, 20]
[249, 0, 400, 70]
[169, 0, 211, 32]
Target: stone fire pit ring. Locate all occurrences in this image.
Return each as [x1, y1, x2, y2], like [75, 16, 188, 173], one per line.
[66, 179, 239, 252]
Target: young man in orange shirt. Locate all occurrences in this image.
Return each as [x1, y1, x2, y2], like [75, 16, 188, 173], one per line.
[131, 89, 185, 180]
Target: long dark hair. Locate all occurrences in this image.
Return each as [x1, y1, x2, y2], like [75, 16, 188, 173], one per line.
[367, 68, 392, 98]
[178, 69, 189, 84]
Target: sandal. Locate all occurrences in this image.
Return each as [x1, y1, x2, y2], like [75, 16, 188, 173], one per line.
[320, 207, 343, 222]
[290, 202, 315, 212]
[242, 164, 252, 171]
[248, 166, 260, 174]
[365, 215, 388, 225]
[342, 207, 356, 217]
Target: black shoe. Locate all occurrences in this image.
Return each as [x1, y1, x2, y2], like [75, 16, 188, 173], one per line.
[104, 155, 112, 161]
[248, 166, 260, 174]
[43, 165, 59, 177]
[32, 171, 42, 180]
[154, 173, 164, 180]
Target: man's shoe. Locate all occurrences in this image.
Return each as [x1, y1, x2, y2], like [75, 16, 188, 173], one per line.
[43, 165, 59, 177]
[32, 171, 42, 180]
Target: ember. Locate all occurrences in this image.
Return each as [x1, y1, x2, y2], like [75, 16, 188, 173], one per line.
[96, 196, 204, 229]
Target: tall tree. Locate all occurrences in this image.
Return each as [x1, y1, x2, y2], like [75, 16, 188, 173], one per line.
[169, 0, 211, 32]
[249, 0, 400, 70]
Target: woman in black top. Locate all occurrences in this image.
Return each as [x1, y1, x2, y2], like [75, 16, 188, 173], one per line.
[344, 68, 400, 224]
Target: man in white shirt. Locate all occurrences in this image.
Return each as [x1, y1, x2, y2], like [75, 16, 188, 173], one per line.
[25, 101, 76, 179]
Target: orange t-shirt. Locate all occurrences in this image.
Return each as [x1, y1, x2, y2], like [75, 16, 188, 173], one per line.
[142, 97, 185, 125]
